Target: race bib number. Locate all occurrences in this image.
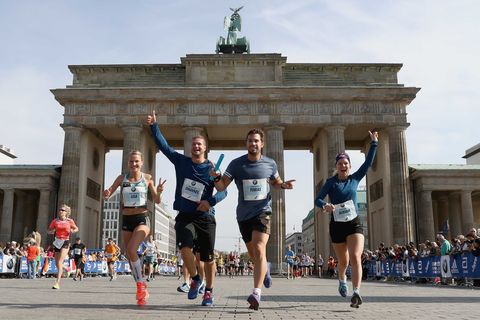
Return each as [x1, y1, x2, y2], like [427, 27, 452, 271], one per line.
[53, 237, 65, 250]
[124, 191, 140, 206]
[242, 179, 268, 201]
[74, 248, 82, 255]
[333, 200, 358, 222]
[105, 253, 113, 259]
[181, 178, 205, 202]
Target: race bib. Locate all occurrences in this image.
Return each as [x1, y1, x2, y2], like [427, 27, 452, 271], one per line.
[105, 253, 113, 259]
[74, 248, 82, 255]
[181, 178, 205, 202]
[242, 179, 268, 201]
[53, 237, 65, 250]
[124, 191, 141, 207]
[333, 200, 358, 222]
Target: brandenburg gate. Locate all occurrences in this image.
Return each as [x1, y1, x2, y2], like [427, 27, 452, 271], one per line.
[51, 53, 419, 272]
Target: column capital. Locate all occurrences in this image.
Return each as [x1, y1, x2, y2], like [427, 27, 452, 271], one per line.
[325, 125, 346, 132]
[60, 123, 84, 131]
[385, 124, 409, 133]
[182, 126, 204, 133]
[264, 125, 285, 132]
[121, 125, 143, 131]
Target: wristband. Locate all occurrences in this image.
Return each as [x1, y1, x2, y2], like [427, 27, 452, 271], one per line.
[214, 175, 222, 182]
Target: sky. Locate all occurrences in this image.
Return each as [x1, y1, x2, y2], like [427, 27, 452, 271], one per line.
[0, 0, 479, 252]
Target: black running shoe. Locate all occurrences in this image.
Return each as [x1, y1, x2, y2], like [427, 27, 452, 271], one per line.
[350, 292, 363, 308]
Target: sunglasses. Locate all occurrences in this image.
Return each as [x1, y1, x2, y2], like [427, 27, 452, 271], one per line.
[60, 208, 67, 212]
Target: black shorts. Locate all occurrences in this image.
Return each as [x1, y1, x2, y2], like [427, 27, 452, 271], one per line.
[122, 213, 150, 232]
[329, 217, 363, 243]
[74, 255, 84, 269]
[238, 212, 271, 243]
[107, 260, 116, 266]
[53, 240, 70, 252]
[175, 212, 216, 262]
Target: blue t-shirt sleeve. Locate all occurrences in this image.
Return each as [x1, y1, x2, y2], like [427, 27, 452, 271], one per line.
[351, 141, 378, 181]
[270, 160, 279, 181]
[224, 160, 235, 181]
[315, 178, 334, 208]
[150, 123, 182, 163]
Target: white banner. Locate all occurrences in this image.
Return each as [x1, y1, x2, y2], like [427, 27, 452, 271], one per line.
[441, 255, 452, 278]
[402, 260, 410, 277]
[0, 254, 17, 273]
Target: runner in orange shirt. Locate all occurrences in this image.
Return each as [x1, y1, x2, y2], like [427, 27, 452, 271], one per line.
[48, 204, 79, 289]
[105, 238, 121, 281]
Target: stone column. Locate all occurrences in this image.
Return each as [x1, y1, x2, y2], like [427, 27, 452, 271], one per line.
[461, 190, 474, 234]
[264, 126, 285, 274]
[0, 189, 14, 243]
[37, 189, 52, 245]
[448, 192, 462, 237]
[183, 127, 204, 157]
[417, 190, 435, 242]
[58, 125, 83, 220]
[325, 126, 345, 176]
[121, 126, 144, 174]
[437, 194, 449, 236]
[387, 126, 413, 244]
[12, 190, 26, 241]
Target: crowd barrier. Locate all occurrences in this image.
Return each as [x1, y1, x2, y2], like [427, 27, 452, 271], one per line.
[0, 255, 177, 275]
[365, 253, 480, 279]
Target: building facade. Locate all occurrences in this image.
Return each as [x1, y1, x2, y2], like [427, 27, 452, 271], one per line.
[154, 202, 176, 260]
[102, 189, 120, 245]
[285, 232, 303, 256]
[302, 209, 315, 258]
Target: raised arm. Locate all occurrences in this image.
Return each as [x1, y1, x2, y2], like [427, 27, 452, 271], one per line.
[351, 130, 379, 180]
[147, 110, 181, 163]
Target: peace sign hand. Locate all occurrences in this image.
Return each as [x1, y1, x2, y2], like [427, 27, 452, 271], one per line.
[157, 178, 166, 193]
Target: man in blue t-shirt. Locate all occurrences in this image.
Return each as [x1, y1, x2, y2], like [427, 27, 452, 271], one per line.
[147, 111, 226, 307]
[284, 245, 295, 280]
[211, 128, 295, 310]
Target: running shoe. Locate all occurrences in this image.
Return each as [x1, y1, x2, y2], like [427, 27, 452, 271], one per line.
[201, 291, 214, 306]
[188, 278, 202, 300]
[263, 262, 272, 288]
[199, 281, 206, 294]
[177, 282, 190, 293]
[247, 293, 260, 310]
[52, 282, 60, 290]
[136, 282, 149, 302]
[350, 292, 363, 308]
[338, 281, 348, 298]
